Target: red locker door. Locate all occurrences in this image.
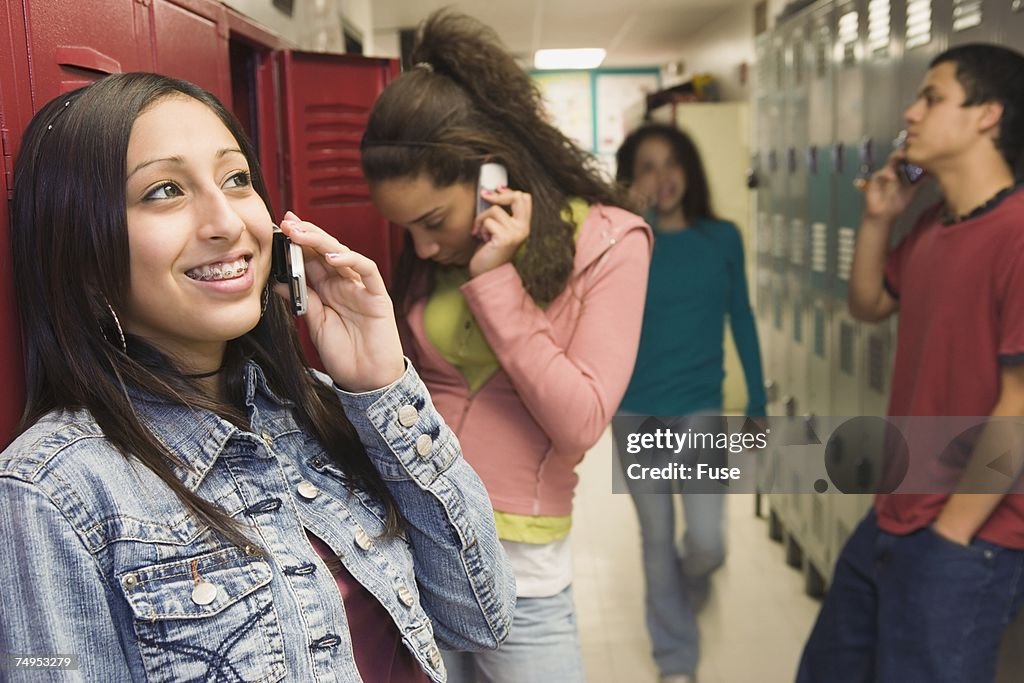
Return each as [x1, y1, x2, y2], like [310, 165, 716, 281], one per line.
[21, 0, 149, 103]
[148, 0, 230, 102]
[278, 51, 401, 283]
[0, 1, 35, 445]
[225, 10, 287, 216]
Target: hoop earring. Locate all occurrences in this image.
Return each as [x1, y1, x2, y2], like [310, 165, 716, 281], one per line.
[105, 302, 127, 353]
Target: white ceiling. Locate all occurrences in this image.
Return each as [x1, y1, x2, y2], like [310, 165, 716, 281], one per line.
[371, 0, 750, 67]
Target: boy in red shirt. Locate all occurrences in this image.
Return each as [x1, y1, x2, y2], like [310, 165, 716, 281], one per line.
[798, 43, 1024, 682]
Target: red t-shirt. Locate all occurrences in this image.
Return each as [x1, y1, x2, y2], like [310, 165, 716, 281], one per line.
[876, 187, 1024, 549]
[306, 532, 429, 682]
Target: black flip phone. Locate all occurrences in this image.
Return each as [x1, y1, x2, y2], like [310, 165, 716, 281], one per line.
[893, 130, 925, 185]
[272, 226, 308, 316]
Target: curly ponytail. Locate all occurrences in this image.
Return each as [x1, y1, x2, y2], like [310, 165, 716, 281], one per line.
[362, 9, 627, 306]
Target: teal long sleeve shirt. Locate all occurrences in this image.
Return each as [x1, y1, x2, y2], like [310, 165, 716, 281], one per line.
[619, 217, 767, 417]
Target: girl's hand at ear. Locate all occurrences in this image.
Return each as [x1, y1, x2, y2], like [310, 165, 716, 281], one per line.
[277, 210, 404, 392]
[469, 188, 532, 278]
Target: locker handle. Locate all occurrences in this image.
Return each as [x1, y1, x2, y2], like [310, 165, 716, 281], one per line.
[807, 146, 818, 174]
[833, 143, 844, 175]
[787, 147, 797, 174]
[56, 46, 122, 75]
[859, 136, 874, 179]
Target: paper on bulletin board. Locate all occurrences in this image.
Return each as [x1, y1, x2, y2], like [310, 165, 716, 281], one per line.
[534, 72, 594, 151]
[595, 72, 660, 154]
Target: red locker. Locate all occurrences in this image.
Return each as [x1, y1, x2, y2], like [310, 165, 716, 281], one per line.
[148, 0, 230, 102]
[20, 0, 149, 102]
[225, 9, 286, 215]
[278, 51, 401, 283]
[0, 0, 35, 443]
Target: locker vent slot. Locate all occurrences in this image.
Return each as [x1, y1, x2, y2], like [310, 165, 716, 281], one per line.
[840, 321, 855, 374]
[775, 44, 785, 89]
[838, 10, 859, 66]
[792, 38, 805, 85]
[793, 301, 803, 343]
[868, 334, 886, 392]
[758, 273, 772, 317]
[952, 0, 982, 31]
[773, 291, 783, 331]
[812, 222, 827, 273]
[757, 212, 770, 254]
[790, 219, 805, 266]
[301, 102, 371, 205]
[773, 214, 787, 259]
[868, 0, 891, 54]
[814, 21, 829, 78]
[906, 0, 932, 49]
[814, 307, 826, 358]
[838, 227, 855, 281]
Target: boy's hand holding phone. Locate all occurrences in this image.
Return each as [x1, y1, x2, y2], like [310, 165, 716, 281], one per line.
[469, 163, 532, 278]
[857, 136, 926, 225]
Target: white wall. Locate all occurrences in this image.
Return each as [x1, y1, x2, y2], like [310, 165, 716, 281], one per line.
[372, 30, 402, 60]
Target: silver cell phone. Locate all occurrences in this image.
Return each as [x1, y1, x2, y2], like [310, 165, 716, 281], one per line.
[476, 162, 509, 217]
[272, 225, 308, 316]
[893, 130, 925, 185]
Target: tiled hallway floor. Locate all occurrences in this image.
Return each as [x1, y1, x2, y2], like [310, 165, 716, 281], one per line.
[572, 429, 821, 683]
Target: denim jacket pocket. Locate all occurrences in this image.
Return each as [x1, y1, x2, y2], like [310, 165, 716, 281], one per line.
[118, 546, 286, 683]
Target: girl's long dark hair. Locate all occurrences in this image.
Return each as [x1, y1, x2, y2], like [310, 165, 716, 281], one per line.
[11, 73, 401, 550]
[615, 123, 716, 223]
[360, 9, 628, 311]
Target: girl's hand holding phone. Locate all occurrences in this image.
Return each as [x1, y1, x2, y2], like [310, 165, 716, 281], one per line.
[277, 210, 404, 392]
[469, 188, 532, 278]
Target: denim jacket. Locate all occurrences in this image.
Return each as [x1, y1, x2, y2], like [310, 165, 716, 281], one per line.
[0, 361, 515, 682]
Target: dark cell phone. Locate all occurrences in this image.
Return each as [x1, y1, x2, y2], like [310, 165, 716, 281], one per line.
[893, 130, 925, 185]
[897, 161, 925, 185]
[272, 226, 308, 316]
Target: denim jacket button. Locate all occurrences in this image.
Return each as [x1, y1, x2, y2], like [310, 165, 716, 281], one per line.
[354, 529, 373, 551]
[428, 645, 442, 670]
[398, 405, 419, 427]
[191, 581, 218, 606]
[397, 583, 414, 607]
[415, 434, 433, 457]
[261, 431, 273, 444]
[297, 480, 320, 500]
[123, 574, 139, 590]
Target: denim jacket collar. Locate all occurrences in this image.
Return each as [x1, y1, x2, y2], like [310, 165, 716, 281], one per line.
[128, 360, 291, 493]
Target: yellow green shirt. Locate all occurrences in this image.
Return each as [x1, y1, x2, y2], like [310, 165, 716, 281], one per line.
[423, 198, 589, 543]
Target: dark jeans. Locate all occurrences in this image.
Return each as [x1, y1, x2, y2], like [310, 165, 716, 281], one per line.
[797, 510, 1024, 683]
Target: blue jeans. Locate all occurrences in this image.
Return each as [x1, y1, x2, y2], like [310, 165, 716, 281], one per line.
[612, 414, 727, 677]
[441, 585, 585, 683]
[798, 510, 1024, 683]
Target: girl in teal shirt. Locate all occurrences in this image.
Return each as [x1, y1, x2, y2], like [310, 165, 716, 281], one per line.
[614, 123, 766, 683]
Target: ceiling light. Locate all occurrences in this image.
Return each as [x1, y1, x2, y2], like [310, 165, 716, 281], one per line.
[533, 48, 606, 70]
